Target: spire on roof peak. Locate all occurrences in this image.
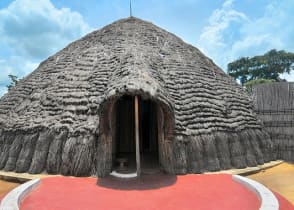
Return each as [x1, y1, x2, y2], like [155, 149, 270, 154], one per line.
[129, 0, 133, 17]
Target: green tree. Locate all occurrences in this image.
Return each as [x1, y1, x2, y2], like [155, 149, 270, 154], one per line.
[227, 49, 294, 85]
[7, 74, 18, 89]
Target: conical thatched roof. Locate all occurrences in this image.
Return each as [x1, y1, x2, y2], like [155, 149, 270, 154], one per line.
[0, 17, 273, 177]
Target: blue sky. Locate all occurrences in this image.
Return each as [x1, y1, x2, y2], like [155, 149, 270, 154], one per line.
[0, 0, 294, 96]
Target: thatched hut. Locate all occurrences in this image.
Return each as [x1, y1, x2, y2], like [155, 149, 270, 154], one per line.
[252, 82, 294, 161]
[0, 17, 273, 177]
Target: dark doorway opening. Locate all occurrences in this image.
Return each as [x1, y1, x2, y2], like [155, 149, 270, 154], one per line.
[114, 95, 136, 173]
[139, 99, 159, 173]
[113, 95, 159, 174]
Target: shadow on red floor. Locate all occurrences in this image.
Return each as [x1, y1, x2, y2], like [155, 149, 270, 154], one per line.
[97, 174, 177, 190]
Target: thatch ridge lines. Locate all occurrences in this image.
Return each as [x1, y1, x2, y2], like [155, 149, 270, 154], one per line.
[0, 17, 273, 176]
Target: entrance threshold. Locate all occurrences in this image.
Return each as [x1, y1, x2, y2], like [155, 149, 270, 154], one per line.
[110, 171, 138, 178]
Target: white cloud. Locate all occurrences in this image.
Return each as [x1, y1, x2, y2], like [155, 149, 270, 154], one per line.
[280, 71, 294, 81]
[0, 0, 92, 96]
[0, 57, 39, 95]
[0, 87, 7, 97]
[197, 0, 294, 81]
[0, 0, 91, 59]
[0, 60, 13, 90]
[198, 0, 248, 68]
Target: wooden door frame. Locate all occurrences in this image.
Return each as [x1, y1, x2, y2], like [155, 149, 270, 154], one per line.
[134, 95, 141, 176]
[97, 94, 175, 177]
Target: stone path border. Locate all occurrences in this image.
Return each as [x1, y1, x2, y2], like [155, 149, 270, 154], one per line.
[233, 175, 279, 210]
[0, 160, 283, 182]
[0, 171, 57, 183]
[0, 179, 40, 210]
[206, 160, 283, 176]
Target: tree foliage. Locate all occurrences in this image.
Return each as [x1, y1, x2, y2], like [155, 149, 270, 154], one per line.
[7, 74, 18, 90]
[227, 49, 294, 85]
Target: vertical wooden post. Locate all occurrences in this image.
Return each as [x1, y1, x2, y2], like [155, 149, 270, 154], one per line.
[135, 95, 141, 176]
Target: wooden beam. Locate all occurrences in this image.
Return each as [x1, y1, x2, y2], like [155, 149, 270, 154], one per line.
[135, 95, 141, 176]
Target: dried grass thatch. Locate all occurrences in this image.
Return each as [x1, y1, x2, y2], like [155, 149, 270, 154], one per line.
[0, 17, 273, 177]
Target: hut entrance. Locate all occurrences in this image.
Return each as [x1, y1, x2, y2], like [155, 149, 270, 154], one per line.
[113, 95, 159, 175]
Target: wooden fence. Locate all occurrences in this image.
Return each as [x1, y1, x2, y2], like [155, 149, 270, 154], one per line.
[252, 82, 294, 161]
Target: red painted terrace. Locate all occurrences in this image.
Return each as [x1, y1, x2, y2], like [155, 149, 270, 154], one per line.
[0, 174, 293, 210]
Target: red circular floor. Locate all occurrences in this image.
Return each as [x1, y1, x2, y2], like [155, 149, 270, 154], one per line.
[20, 174, 293, 210]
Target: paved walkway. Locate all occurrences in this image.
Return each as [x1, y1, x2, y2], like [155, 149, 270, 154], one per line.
[21, 174, 260, 210]
[0, 180, 19, 198]
[248, 162, 294, 204]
